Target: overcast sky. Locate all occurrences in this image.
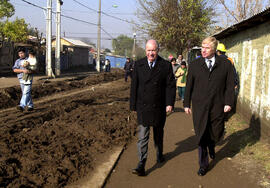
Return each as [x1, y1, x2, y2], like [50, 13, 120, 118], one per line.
[10, 0, 141, 49]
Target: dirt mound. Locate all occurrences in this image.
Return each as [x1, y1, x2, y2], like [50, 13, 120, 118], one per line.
[0, 69, 124, 110]
[0, 71, 137, 187]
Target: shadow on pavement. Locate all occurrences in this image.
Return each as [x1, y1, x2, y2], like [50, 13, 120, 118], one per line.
[209, 114, 261, 171]
[146, 135, 197, 175]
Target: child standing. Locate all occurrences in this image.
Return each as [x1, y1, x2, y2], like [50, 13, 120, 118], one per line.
[175, 61, 187, 101]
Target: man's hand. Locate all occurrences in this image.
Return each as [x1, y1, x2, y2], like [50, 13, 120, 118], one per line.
[23, 69, 30, 74]
[184, 107, 192, 114]
[224, 105, 231, 113]
[166, 105, 173, 112]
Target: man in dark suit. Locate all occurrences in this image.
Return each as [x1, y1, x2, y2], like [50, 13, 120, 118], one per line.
[184, 36, 235, 176]
[130, 39, 176, 176]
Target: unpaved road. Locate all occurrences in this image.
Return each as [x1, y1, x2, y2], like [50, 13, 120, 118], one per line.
[105, 100, 260, 188]
[0, 71, 137, 187]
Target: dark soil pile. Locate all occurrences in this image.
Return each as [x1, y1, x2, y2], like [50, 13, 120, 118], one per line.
[0, 71, 137, 187]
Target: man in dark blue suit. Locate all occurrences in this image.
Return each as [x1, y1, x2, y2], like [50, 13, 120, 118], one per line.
[130, 39, 176, 176]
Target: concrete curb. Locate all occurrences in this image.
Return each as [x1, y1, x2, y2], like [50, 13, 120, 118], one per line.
[67, 145, 125, 188]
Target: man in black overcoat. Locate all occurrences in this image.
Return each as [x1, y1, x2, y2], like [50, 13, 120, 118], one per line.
[130, 39, 176, 176]
[184, 36, 235, 176]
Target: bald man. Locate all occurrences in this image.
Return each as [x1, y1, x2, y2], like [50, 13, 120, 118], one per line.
[130, 40, 176, 176]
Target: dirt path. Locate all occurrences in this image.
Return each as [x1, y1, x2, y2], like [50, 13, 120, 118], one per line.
[0, 73, 138, 187]
[105, 100, 259, 188]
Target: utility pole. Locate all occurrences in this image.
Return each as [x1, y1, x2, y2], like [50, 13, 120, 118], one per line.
[46, 0, 54, 77]
[132, 32, 136, 61]
[96, 0, 101, 72]
[55, 0, 63, 76]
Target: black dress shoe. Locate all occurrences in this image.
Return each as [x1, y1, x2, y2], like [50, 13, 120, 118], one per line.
[209, 147, 215, 159]
[132, 167, 146, 176]
[27, 107, 34, 112]
[197, 167, 207, 176]
[132, 160, 146, 176]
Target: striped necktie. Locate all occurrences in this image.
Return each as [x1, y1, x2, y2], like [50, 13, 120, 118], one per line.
[208, 60, 212, 71]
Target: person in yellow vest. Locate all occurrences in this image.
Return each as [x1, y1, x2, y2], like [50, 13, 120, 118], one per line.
[216, 43, 239, 89]
[175, 61, 187, 101]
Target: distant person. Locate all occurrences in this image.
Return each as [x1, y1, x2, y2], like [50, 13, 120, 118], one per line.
[22, 49, 37, 84]
[105, 59, 111, 72]
[175, 61, 187, 101]
[170, 57, 180, 75]
[13, 47, 35, 112]
[124, 57, 133, 82]
[195, 50, 201, 59]
[184, 36, 235, 176]
[176, 54, 185, 64]
[216, 43, 239, 89]
[130, 39, 176, 176]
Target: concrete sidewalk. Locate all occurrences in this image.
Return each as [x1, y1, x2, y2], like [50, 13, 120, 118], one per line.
[105, 101, 259, 188]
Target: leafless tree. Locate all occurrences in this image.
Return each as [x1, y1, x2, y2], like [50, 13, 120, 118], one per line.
[216, 0, 270, 24]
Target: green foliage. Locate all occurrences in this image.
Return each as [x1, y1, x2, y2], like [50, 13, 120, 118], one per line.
[112, 35, 134, 57]
[0, 0, 14, 19]
[138, 0, 213, 55]
[135, 46, 146, 60]
[104, 48, 111, 53]
[3, 18, 28, 42]
[0, 1, 28, 43]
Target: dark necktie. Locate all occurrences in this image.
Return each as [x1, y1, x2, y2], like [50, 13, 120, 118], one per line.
[150, 62, 153, 69]
[208, 60, 212, 71]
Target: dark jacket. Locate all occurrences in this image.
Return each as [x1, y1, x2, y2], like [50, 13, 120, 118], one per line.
[184, 55, 235, 144]
[124, 61, 134, 73]
[130, 56, 176, 127]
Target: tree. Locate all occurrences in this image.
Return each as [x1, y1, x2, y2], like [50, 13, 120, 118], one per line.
[137, 0, 213, 55]
[0, 0, 14, 19]
[78, 37, 96, 47]
[3, 18, 28, 42]
[0, 0, 15, 43]
[112, 35, 134, 57]
[216, 0, 270, 24]
[104, 48, 111, 53]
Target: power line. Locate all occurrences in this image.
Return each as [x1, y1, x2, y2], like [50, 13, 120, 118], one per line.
[72, 0, 141, 27]
[72, 0, 97, 13]
[20, 0, 98, 26]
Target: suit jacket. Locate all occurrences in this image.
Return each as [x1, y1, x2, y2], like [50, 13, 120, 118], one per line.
[184, 55, 235, 144]
[130, 56, 176, 127]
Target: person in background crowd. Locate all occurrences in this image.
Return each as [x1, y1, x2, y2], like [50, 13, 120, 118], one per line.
[216, 43, 239, 89]
[105, 59, 111, 72]
[170, 57, 180, 76]
[176, 54, 185, 64]
[184, 36, 235, 176]
[124, 57, 133, 82]
[196, 50, 202, 59]
[130, 39, 176, 176]
[13, 47, 35, 112]
[175, 61, 187, 101]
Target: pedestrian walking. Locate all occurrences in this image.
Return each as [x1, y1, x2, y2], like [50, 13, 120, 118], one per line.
[105, 59, 111, 72]
[13, 47, 35, 112]
[216, 43, 239, 89]
[124, 57, 133, 82]
[176, 54, 185, 64]
[171, 57, 180, 76]
[184, 36, 235, 176]
[130, 39, 176, 176]
[22, 49, 37, 84]
[175, 61, 187, 101]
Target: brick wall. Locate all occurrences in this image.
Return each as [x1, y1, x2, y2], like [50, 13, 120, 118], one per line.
[219, 21, 270, 137]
